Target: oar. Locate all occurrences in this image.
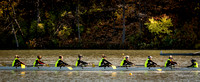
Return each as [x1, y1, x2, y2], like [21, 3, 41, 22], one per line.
[66, 65, 73, 70]
[67, 67, 73, 70]
[111, 65, 117, 69]
[21, 64, 25, 69]
[92, 64, 96, 67]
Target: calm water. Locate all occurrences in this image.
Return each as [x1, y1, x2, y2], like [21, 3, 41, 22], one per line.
[0, 50, 200, 82]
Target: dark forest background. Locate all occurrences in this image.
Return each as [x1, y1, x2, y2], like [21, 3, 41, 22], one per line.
[0, 0, 200, 49]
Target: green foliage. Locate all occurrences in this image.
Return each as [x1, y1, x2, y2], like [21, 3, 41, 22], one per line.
[145, 15, 173, 35]
[30, 21, 45, 38]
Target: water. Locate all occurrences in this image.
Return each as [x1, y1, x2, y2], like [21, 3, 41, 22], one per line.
[0, 50, 200, 82]
[1, 71, 200, 82]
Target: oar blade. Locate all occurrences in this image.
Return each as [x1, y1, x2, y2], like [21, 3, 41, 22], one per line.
[112, 65, 116, 69]
[156, 69, 162, 71]
[21, 64, 25, 69]
[46, 64, 50, 67]
[92, 64, 96, 67]
[67, 67, 73, 70]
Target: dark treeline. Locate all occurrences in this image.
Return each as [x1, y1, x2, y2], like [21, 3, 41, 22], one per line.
[0, 0, 199, 49]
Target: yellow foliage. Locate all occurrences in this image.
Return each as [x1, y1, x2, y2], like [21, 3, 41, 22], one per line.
[145, 15, 173, 35]
[68, 11, 72, 14]
[45, 11, 50, 18]
[0, 8, 3, 16]
[61, 11, 66, 17]
[38, 23, 44, 29]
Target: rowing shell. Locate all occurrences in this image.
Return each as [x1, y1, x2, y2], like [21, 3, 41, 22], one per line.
[160, 52, 200, 56]
[0, 67, 199, 71]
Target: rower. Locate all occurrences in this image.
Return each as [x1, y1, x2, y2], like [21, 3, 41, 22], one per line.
[99, 54, 112, 67]
[55, 55, 69, 67]
[12, 55, 25, 67]
[75, 54, 89, 67]
[120, 55, 134, 67]
[33, 56, 46, 67]
[187, 59, 198, 68]
[164, 55, 177, 67]
[144, 56, 157, 67]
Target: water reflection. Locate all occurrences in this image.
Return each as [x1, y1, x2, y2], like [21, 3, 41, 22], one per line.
[111, 72, 117, 77]
[20, 71, 26, 77]
[0, 70, 199, 81]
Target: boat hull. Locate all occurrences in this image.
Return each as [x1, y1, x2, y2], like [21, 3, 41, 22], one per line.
[160, 53, 200, 56]
[0, 67, 199, 71]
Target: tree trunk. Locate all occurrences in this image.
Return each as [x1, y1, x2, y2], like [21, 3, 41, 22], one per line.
[122, 0, 126, 44]
[12, 24, 19, 48]
[112, 11, 116, 36]
[36, 0, 40, 37]
[139, 0, 142, 35]
[11, 0, 24, 36]
[76, 1, 81, 42]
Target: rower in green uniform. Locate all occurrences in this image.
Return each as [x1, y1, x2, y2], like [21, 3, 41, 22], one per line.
[164, 55, 177, 67]
[120, 55, 134, 67]
[187, 59, 198, 68]
[75, 54, 89, 67]
[144, 56, 157, 67]
[99, 54, 112, 67]
[55, 55, 69, 67]
[33, 56, 46, 67]
[12, 55, 25, 67]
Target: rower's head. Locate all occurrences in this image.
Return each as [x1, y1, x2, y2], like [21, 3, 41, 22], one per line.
[191, 59, 196, 63]
[102, 54, 106, 59]
[15, 55, 19, 58]
[78, 54, 83, 60]
[37, 55, 42, 59]
[125, 55, 129, 60]
[169, 55, 173, 60]
[148, 56, 152, 60]
[59, 55, 63, 60]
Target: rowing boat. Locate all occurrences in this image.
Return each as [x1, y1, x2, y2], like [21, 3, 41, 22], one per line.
[160, 53, 200, 56]
[0, 66, 199, 71]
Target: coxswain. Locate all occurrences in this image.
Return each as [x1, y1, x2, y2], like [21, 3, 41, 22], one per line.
[12, 55, 25, 67]
[75, 54, 89, 67]
[33, 56, 46, 67]
[164, 55, 177, 67]
[55, 55, 69, 67]
[99, 54, 112, 67]
[187, 59, 198, 68]
[144, 56, 157, 67]
[120, 55, 134, 67]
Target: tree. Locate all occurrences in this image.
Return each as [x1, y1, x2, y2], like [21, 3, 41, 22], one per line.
[145, 15, 173, 35]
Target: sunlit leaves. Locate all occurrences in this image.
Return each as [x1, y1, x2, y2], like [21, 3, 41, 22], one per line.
[61, 11, 66, 17]
[57, 26, 73, 39]
[0, 9, 3, 16]
[145, 15, 173, 35]
[38, 23, 44, 29]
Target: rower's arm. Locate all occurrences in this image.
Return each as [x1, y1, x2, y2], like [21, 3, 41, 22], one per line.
[38, 60, 45, 64]
[148, 60, 157, 65]
[170, 60, 177, 64]
[80, 60, 88, 65]
[188, 63, 195, 67]
[60, 60, 68, 65]
[104, 59, 112, 64]
[16, 59, 25, 65]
